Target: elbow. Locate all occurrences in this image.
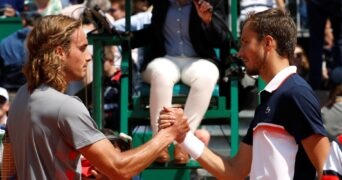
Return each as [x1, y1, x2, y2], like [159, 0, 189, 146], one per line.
[104, 167, 134, 179]
[122, 172, 136, 180]
[107, 160, 139, 179]
[113, 168, 137, 180]
[117, 164, 136, 179]
[118, 162, 141, 179]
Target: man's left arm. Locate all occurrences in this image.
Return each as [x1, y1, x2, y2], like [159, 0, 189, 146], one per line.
[302, 134, 330, 179]
[289, 86, 331, 179]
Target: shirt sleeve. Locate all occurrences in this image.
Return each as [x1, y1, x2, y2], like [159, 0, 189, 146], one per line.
[57, 96, 106, 150]
[285, 86, 327, 143]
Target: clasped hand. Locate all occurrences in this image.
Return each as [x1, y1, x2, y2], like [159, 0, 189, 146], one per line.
[158, 107, 190, 143]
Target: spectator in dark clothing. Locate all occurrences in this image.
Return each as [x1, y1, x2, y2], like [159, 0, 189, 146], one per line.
[307, 0, 342, 89]
[0, 0, 24, 14]
[0, 11, 41, 91]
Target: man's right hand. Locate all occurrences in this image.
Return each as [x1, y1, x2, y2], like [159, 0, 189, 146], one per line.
[159, 107, 190, 143]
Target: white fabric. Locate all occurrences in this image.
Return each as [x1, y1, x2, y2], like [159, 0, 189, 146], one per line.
[0, 87, 9, 101]
[142, 56, 219, 133]
[60, 4, 85, 19]
[112, 12, 152, 32]
[180, 132, 205, 159]
[240, 0, 277, 21]
[240, 0, 276, 8]
[250, 123, 297, 180]
[323, 141, 342, 174]
[263, 66, 297, 93]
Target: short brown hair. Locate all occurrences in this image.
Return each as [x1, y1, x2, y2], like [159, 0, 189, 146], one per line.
[243, 8, 297, 61]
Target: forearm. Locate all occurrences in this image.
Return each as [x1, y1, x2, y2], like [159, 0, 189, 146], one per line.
[179, 133, 235, 179]
[82, 130, 174, 179]
[112, 129, 174, 177]
[197, 148, 250, 180]
[197, 148, 235, 180]
[180, 133, 250, 179]
[302, 134, 330, 179]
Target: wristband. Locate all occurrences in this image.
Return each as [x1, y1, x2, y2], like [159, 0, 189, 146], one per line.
[179, 132, 205, 159]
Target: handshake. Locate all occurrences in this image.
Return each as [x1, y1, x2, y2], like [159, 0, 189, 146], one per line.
[158, 107, 189, 143]
[158, 107, 210, 145]
[158, 107, 206, 160]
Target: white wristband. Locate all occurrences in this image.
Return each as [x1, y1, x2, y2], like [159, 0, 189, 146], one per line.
[179, 132, 205, 159]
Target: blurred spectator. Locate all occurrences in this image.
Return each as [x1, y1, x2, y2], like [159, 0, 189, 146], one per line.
[292, 45, 310, 80]
[132, 0, 151, 14]
[60, 0, 86, 19]
[85, 0, 110, 12]
[108, 0, 152, 95]
[61, 0, 110, 19]
[60, 0, 84, 8]
[321, 84, 342, 140]
[0, 87, 9, 168]
[0, 5, 18, 17]
[0, 0, 24, 14]
[0, 87, 9, 126]
[0, 11, 41, 91]
[111, 3, 151, 32]
[35, 0, 63, 15]
[239, 0, 285, 26]
[107, 0, 125, 23]
[330, 66, 342, 85]
[23, 0, 38, 12]
[62, 0, 150, 96]
[321, 67, 342, 140]
[324, 19, 334, 50]
[307, 0, 342, 90]
[298, 0, 308, 29]
[69, 0, 84, 4]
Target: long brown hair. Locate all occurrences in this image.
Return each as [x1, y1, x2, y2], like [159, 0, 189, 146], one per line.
[23, 15, 82, 93]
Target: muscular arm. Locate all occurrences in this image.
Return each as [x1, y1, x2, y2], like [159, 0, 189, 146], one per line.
[79, 129, 175, 179]
[159, 108, 252, 179]
[80, 107, 189, 179]
[196, 142, 252, 180]
[302, 134, 330, 179]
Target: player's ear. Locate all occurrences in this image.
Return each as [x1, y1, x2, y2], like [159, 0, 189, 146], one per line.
[55, 46, 66, 61]
[264, 35, 274, 50]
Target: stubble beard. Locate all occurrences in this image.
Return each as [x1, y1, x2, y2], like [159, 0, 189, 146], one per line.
[246, 67, 259, 76]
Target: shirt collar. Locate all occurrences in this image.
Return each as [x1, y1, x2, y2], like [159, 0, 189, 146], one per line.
[263, 66, 297, 93]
